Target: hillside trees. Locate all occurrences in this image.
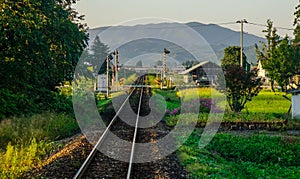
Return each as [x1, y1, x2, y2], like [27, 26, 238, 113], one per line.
[0, 0, 88, 117]
[216, 46, 263, 112]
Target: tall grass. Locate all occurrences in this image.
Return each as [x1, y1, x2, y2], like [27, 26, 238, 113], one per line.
[0, 113, 79, 148]
[0, 113, 79, 178]
[0, 139, 55, 178]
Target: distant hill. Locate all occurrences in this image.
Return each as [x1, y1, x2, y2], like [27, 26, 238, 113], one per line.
[87, 22, 265, 66]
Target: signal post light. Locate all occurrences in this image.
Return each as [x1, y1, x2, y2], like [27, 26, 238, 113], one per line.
[106, 54, 113, 97]
[163, 48, 170, 85]
[112, 49, 119, 83]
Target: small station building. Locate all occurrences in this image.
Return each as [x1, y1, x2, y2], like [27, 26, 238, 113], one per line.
[179, 61, 222, 84]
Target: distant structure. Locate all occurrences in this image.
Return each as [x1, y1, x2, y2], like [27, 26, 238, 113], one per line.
[287, 88, 300, 119]
[179, 61, 221, 84]
[257, 59, 266, 78]
[97, 74, 107, 92]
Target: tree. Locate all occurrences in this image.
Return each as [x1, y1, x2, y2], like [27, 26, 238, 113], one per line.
[0, 0, 87, 92]
[294, 0, 300, 44]
[216, 46, 263, 113]
[267, 37, 298, 91]
[182, 60, 198, 69]
[89, 35, 110, 74]
[256, 19, 299, 92]
[221, 46, 250, 71]
[293, 1, 300, 79]
[136, 60, 143, 67]
[0, 0, 88, 116]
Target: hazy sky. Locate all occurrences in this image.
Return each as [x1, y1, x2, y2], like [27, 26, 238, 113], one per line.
[74, 0, 298, 37]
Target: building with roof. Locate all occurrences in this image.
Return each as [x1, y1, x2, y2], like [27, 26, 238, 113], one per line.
[179, 61, 222, 84]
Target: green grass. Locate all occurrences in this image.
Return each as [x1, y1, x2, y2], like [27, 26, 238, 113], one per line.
[244, 91, 291, 113]
[0, 113, 79, 148]
[158, 88, 300, 178]
[177, 130, 300, 178]
[0, 113, 79, 178]
[0, 139, 55, 179]
[176, 88, 291, 114]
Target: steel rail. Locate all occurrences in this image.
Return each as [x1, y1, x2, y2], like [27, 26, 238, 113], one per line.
[73, 88, 136, 179]
[126, 87, 144, 179]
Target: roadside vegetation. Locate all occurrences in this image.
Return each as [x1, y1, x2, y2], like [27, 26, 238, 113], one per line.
[0, 113, 79, 178]
[0, 0, 87, 177]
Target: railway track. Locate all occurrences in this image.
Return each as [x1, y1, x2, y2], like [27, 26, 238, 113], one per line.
[73, 78, 147, 178]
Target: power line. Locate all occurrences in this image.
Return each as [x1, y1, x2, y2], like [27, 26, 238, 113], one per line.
[247, 22, 294, 31]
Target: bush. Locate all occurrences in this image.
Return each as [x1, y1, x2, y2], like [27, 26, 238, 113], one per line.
[0, 88, 73, 120]
[0, 113, 79, 149]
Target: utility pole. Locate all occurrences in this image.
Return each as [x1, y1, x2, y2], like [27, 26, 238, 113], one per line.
[236, 19, 248, 68]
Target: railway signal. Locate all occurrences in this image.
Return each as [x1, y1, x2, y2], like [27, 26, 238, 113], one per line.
[163, 48, 170, 85]
[106, 54, 114, 97]
[112, 49, 119, 83]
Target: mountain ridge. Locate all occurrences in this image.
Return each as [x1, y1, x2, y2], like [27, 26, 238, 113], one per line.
[87, 21, 265, 65]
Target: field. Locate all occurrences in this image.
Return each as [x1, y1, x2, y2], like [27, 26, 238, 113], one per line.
[155, 87, 300, 178]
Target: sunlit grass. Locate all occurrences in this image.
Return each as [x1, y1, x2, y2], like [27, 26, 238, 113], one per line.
[0, 139, 55, 179]
[244, 91, 291, 113]
[177, 88, 291, 114]
[0, 113, 78, 178]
